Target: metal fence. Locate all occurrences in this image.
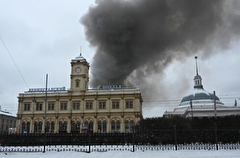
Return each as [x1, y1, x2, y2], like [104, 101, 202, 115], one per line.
[0, 143, 240, 153]
[0, 128, 239, 151]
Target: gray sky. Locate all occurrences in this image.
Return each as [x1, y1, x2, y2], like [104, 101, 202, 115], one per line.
[0, 1, 240, 118]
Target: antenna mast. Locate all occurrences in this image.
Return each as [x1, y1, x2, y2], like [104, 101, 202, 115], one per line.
[80, 46, 82, 56]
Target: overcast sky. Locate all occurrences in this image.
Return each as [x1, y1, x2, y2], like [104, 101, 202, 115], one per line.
[0, 1, 240, 118]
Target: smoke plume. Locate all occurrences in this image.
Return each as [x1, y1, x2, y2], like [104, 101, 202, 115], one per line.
[81, 0, 240, 100]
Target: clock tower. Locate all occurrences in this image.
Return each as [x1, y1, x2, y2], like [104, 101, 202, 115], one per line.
[69, 54, 89, 93]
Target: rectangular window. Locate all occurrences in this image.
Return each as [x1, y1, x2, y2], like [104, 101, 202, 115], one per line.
[24, 103, 30, 111]
[86, 101, 93, 109]
[36, 103, 43, 111]
[72, 102, 80, 110]
[76, 80, 80, 87]
[99, 101, 106, 109]
[48, 103, 55, 110]
[60, 102, 67, 110]
[126, 100, 133, 108]
[112, 101, 119, 109]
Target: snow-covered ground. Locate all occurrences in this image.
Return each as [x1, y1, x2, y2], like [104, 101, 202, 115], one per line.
[1, 150, 240, 158]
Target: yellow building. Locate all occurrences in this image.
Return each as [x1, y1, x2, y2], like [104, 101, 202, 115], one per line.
[16, 55, 142, 133]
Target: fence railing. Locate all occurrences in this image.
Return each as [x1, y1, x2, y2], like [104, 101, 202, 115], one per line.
[0, 143, 240, 153]
[1, 128, 239, 148]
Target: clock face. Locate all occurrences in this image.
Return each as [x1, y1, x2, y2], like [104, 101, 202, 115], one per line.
[75, 67, 81, 73]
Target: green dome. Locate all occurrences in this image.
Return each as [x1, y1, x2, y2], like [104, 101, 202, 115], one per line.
[181, 89, 220, 103]
[179, 88, 224, 107]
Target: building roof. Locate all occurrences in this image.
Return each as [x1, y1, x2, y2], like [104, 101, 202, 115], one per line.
[178, 88, 224, 107]
[72, 54, 86, 61]
[181, 88, 219, 102]
[0, 110, 16, 117]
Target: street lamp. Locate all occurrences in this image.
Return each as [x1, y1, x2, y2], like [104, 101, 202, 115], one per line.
[43, 74, 48, 153]
[190, 100, 193, 119]
[131, 124, 135, 152]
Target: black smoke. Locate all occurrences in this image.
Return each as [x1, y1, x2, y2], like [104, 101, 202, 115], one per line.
[81, 0, 240, 98]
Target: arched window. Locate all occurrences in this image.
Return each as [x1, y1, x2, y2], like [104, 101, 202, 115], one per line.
[46, 121, 50, 132]
[89, 121, 93, 132]
[116, 120, 120, 132]
[81, 121, 88, 133]
[130, 120, 134, 132]
[34, 122, 38, 132]
[71, 121, 76, 131]
[27, 122, 30, 133]
[46, 121, 54, 133]
[59, 121, 67, 133]
[103, 120, 107, 133]
[51, 121, 55, 133]
[98, 121, 101, 132]
[98, 120, 107, 133]
[59, 121, 63, 131]
[125, 120, 129, 133]
[83, 120, 93, 132]
[76, 121, 81, 132]
[71, 121, 80, 133]
[125, 120, 134, 133]
[111, 120, 115, 132]
[84, 121, 88, 128]
[63, 121, 67, 132]
[22, 122, 26, 133]
[111, 120, 120, 133]
[34, 121, 42, 133]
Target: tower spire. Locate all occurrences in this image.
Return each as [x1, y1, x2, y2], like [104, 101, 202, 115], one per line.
[193, 56, 203, 89]
[195, 56, 198, 75]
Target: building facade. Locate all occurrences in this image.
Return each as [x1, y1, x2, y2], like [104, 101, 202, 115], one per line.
[0, 107, 17, 134]
[16, 55, 142, 133]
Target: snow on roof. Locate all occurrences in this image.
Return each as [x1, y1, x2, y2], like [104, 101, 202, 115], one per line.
[0, 110, 16, 117]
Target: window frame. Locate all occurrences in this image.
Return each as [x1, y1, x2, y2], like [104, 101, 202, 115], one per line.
[112, 101, 120, 109]
[99, 101, 106, 109]
[24, 103, 31, 111]
[72, 102, 80, 110]
[60, 102, 68, 110]
[48, 102, 55, 110]
[126, 100, 133, 109]
[111, 120, 121, 133]
[86, 101, 93, 110]
[75, 79, 80, 88]
[36, 103, 43, 111]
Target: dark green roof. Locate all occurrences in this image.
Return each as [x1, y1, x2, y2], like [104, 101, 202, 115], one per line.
[181, 89, 220, 103]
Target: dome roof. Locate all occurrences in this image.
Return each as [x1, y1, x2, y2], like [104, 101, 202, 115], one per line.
[181, 88, 220, 103]
[178, 56, 224, 108]
[178, 88, 224, 107]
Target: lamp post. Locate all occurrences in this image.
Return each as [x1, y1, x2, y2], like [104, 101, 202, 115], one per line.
[174, 125, 177, 151]
[43, 74, 48, 153]
[213, 91, 218, 150]
[87, 124, 91, 153]
[132, 125, 135, 152]
[213, 91, 217, 119]
[190, 100, 193, 119]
